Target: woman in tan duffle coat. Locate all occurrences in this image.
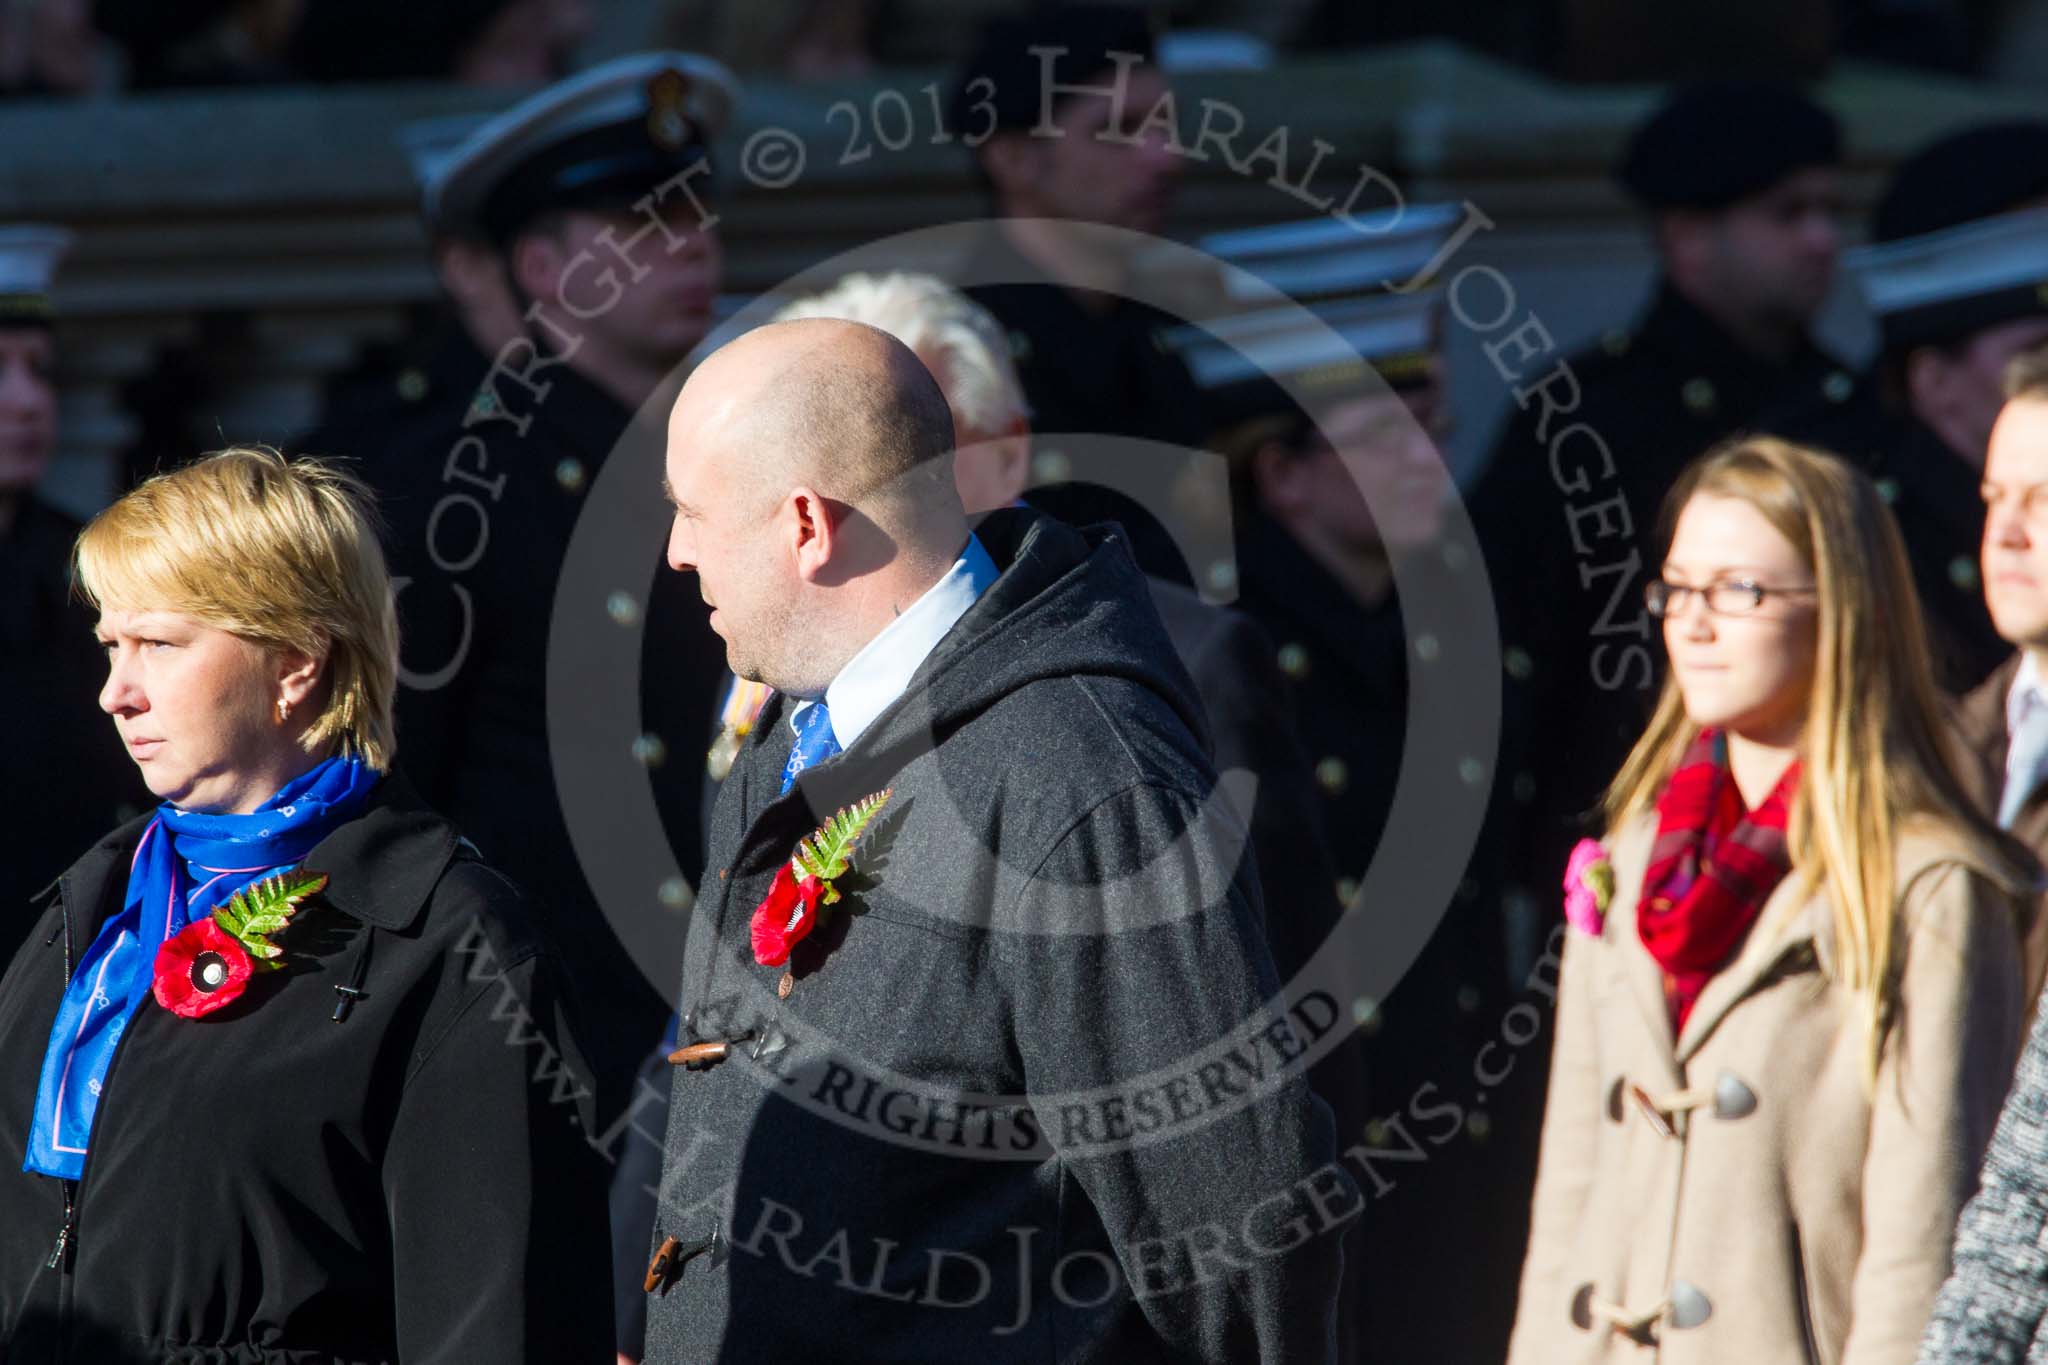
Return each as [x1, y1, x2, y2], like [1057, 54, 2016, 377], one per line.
[1506, 437, 2045, 1365]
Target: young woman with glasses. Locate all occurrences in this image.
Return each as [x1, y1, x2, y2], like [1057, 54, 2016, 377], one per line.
[1506, 436, 2041, 1364]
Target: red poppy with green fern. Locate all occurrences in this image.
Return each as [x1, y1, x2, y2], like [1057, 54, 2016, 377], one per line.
[750, 790, 892, 968]
[152, 869, 328, 1019]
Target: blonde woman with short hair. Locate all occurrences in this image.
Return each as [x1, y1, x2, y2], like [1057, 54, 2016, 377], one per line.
[0, 448, 612, 1363]
[1508, 437, 2040, 1364]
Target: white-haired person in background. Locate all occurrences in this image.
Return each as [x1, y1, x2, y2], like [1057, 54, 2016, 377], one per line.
[777, 270, 1033, 513]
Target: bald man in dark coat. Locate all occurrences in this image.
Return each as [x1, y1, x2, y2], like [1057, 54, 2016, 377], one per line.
[643, 321, 1353, 1363]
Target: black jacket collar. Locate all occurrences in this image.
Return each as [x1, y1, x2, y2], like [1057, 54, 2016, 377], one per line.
[1880, 414, 1986, 546]
[1238, 510, 1403, 687]
[1635, 280, 1839, 406]
[297, 774, 459, 931]
[523, 356, 633, 467]
[37, 772, 459, 939]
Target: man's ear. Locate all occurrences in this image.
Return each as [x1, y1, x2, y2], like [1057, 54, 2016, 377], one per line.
[508, 229, 567, 304]
[977, 133, 1040, 205]
[788, 484, 838, 582]
[990, 416, 1032, 505]
[1905, 346, 1955, 429]
[1655, 209, 1713, 284]
[1251, 439, 1304, 516]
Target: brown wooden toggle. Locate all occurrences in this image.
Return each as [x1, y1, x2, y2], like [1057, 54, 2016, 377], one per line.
[643, 1235, 681, 1293]
[667, 1029, 755, 1070]
[644, 1228, 726, 1295]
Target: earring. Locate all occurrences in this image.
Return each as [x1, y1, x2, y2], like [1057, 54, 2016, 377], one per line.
[276, 698, 291, 724]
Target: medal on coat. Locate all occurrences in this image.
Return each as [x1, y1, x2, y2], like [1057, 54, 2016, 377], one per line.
[707, 676, 774, 781]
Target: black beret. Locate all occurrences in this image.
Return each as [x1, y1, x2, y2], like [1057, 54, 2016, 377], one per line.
[1617, 80, 1843, 210]
[950, 4, 1159, 139]
[1873, 119, 2048, 243]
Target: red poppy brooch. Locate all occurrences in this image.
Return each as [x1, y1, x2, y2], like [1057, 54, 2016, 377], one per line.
[152, 870, 329, 1019]
[750, 790, 892, 984]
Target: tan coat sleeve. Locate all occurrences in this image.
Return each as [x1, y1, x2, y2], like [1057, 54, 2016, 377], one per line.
[1842, 864, 2028, 1365]
[1506, 923, 1606, 1362]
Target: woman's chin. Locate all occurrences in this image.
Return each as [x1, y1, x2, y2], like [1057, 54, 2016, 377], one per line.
[1681, 698, 1805, 749]
[144, 772, 208, 810]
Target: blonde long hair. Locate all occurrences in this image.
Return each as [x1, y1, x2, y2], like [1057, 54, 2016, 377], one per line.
[1604, 437, 2033, 1075]
[74, 447, 398, 770]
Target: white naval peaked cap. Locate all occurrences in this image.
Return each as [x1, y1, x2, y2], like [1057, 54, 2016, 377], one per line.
[1849, 205, 2048, 351]
[1199, 202, 1466, 304]
[0, 225, 73, 324]
[1164, 204, 1461, 421]
[427, 51, 741, 243]
[400, 113, 492, 200]
[1167, 289, 1440, 396]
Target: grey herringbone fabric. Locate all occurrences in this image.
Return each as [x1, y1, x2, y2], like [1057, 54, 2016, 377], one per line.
[1921, 980, 2048, 1364]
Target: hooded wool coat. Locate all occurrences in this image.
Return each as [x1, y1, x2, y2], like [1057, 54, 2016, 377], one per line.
[641, 510, 1353, 1363]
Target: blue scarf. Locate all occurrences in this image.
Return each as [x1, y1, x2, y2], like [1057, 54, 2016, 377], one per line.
[24, 755, 380, 1180]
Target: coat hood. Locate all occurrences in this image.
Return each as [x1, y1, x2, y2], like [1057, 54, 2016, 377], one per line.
[767, 506, 1210, 788]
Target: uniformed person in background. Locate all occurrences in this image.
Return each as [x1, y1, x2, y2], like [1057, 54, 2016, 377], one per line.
[319, 53, 739, 1130]
[0, 225, 146, 955]
[300, 112, 515, 499]
[1183, 204, 1528, 1364]
[1775, 121, 2048, 692]
[948, 5, 1216, 585]
[1466, 79, 1849, 936]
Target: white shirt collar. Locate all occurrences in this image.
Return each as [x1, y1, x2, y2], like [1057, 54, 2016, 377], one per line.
[2008, 651, 2048, 738]
[788, 533, 999, 752]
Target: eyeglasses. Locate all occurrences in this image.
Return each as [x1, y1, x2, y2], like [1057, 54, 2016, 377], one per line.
[1644, 578, 1818, 618]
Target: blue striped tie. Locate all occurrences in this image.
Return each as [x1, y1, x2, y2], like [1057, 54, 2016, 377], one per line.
[780, 701, 842, 795]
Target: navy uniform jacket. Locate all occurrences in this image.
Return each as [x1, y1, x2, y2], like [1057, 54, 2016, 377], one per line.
[961, 227, 1209, 455]
[332, 346, 726, 1129]
[1769, 381, 2005, 692]
[299, 314, 487, 487]
[1232, 508, 1531, 1363]
[0, 496, 144, 951]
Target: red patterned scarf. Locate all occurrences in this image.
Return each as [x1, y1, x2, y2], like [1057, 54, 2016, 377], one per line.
[1639, 729, 1800, 1031]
